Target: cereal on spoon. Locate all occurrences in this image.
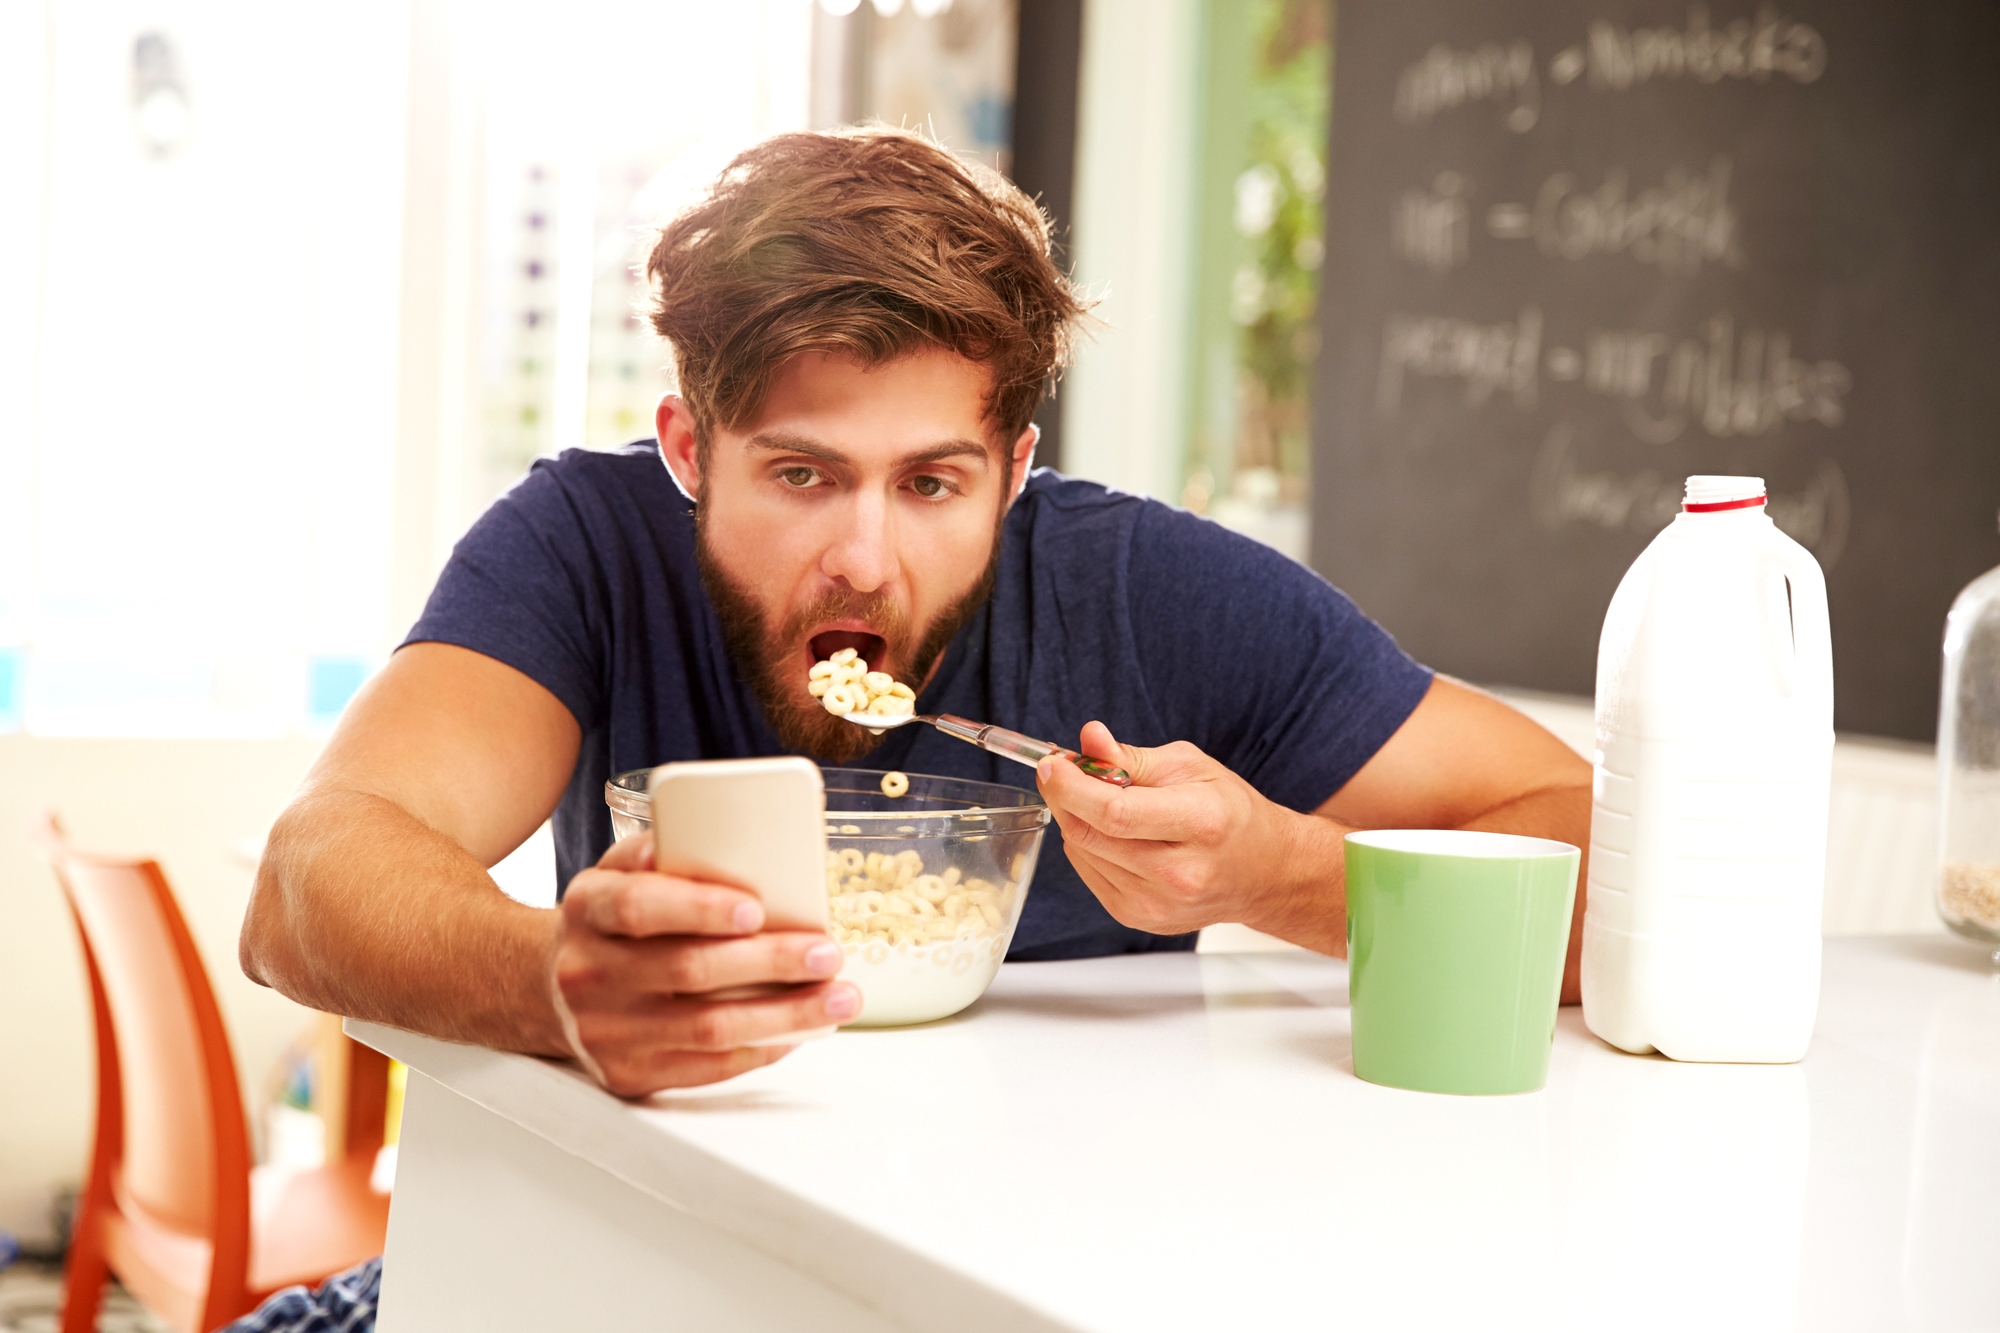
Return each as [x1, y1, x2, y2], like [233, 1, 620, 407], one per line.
[809, 647, 915, 721]
[805, 654, 1042, 1026]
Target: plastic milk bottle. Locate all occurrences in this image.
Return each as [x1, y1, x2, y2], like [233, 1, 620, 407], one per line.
[1582, 476, 1833, 1063]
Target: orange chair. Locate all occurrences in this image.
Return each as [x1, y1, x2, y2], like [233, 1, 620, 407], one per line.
[32, 811, 391, 1333]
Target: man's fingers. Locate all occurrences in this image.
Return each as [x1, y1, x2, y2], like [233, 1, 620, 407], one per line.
[567, 868, 764, 938]
[1077, 720, 1129, 766]
[581, 981, 860, 1058]
[607, 1044, 796, 1097]
[605, 931, 847, 997]
[1059, 838, 1139, 910]
[1079, 720, 1168, 786]
[1060, 839, 1187, 933]
[1050, 803, 1177, 880]
[1039, 749, 1224, 845]
[1039, 757, 1140, 840]
[1077, 721, 1208, 787]
[594, 831, 654, 872]
[659, 981, 860, 1050]
[1046, 793, 1213, 902]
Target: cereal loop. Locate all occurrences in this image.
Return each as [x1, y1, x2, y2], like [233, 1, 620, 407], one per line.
[823, 841, 1019, 957]
[808, 652, 917, 721]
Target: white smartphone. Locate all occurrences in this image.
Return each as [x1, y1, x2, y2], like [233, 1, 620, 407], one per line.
[648, 757, 833, 1043]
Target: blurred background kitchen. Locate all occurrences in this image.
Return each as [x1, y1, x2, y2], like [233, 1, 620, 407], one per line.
[3, 0, 1995, 1281]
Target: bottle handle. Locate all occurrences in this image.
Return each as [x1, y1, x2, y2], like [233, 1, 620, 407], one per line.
[1760, 533, 1833, 716]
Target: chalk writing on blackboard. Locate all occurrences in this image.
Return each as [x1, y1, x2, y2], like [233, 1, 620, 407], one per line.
[1395, 42, 1539, 133]
[1377, 307, 1542, 414]
[1519, 159, 1739, 272]
[1530, 426, 1850, 566]
[1395, 7, 1828, 135]
[1374, 14, 1851, 558]
[1396, 160, 1741, 275]
[1376, 308, 1850, 442]
[1393, 173, 1472, 274]
[1549, 10, 1828, 91]
[1593, 314, 1850, 441]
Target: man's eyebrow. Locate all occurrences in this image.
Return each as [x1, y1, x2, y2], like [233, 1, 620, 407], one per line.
[746, 433, 994, 469]
[898, 439, 993, 469]
[747, 432, 850, 464]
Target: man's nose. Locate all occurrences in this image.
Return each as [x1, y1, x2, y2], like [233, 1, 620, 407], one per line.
[821, 489, 893, 593]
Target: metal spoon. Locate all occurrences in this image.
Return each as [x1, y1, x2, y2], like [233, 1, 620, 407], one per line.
[843, 710, 1134, 787]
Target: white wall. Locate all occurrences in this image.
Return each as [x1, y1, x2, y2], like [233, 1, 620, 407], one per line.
[0, 736, 325, 1247]
[1058, 0, 1202, 501]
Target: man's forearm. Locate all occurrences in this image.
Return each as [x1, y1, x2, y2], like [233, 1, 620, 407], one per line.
[1242, 809, 1355, 957]
[1249, 783, 1592, 1002]
[1459, 782, 1593, 1003]
[241, 788, 569, 1054]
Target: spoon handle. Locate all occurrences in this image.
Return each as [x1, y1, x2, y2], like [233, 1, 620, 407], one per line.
[931, 715, 1134, 787]
[1049, 748, 1136, 787]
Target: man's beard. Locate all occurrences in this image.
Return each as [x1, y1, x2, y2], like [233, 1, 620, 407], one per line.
[696, 520, 1004, 763]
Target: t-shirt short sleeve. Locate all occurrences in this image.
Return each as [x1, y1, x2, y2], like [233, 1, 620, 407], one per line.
[1125, 503, 1433, 814]
[401, 460, 614, 731]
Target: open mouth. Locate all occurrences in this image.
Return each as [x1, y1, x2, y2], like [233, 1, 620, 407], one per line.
[808, 629, 886, 670]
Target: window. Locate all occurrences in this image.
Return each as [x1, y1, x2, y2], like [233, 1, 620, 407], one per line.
[1181, 0, 1331, 562]
[3, 6, 405, 736]
[3, 2, 814, 736]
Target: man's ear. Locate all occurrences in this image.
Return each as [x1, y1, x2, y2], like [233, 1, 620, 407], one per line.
[1006, 423, 1040, 505]
[656, 395, 701, 501]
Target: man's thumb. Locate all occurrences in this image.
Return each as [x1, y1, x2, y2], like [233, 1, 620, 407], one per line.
[1078, 720, 1156, 783]
[596, 830, 655, 871]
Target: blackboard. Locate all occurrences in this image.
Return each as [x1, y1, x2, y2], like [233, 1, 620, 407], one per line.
[1311, 0, 2000, 741]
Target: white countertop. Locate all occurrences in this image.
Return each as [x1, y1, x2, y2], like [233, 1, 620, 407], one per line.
[353, 935, 2000, 1332]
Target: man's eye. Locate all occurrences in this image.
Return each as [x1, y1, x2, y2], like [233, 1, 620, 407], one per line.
[779, 466, 820, 488]
[911, 475, 947, 498]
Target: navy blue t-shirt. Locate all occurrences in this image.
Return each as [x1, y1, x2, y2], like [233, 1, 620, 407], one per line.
[405, 444, 1433, 960]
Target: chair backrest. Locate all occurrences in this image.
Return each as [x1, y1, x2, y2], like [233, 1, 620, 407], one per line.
[33, 812, 249, 1242]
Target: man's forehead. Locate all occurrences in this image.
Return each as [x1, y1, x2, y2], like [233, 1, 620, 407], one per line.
[724, 348, 1008, 461]
[753, 349, 992, 420]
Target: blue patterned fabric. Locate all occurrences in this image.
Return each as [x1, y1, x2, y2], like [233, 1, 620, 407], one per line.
[222, 1257, 381, 1333]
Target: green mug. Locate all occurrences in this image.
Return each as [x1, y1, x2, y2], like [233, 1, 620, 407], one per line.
[1346, 830, 1580, 1095]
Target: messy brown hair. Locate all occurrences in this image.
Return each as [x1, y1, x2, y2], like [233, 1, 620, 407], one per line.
[646, 128, 1089, 455]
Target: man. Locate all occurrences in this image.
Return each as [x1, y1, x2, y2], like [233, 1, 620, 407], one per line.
[240, 128, 1589, 1107]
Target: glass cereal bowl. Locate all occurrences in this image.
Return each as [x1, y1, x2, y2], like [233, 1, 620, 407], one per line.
[605, 767, 1049, 1026]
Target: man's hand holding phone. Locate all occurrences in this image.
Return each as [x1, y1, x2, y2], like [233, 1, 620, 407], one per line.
[549, 832, 861, 1098]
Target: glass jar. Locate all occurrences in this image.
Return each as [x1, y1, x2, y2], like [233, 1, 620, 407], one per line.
[1937, 558, 2000, 964]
